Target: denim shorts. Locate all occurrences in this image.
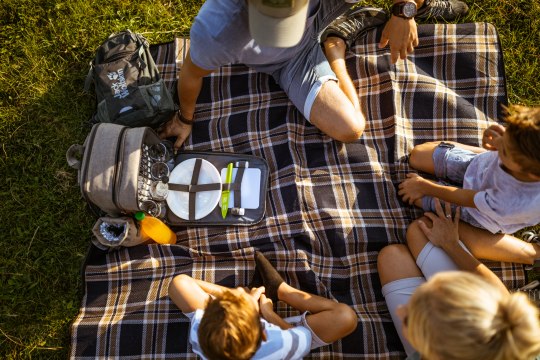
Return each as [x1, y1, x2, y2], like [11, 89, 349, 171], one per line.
[421, 142, 485, 229]
[271, 0, 353, 121]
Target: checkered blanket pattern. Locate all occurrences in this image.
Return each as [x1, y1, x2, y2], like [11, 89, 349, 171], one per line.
[71, 23, 524, 359]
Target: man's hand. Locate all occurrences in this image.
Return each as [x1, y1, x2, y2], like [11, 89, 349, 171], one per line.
[482, 123, 505, 151]
[379, 15, 419, 63]
[398, 173, 430, 205]
[417, 198, 460, 250]
[158, 112, 193, 151]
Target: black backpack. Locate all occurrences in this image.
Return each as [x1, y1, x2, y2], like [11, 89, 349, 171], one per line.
[84, 30, 177, 128]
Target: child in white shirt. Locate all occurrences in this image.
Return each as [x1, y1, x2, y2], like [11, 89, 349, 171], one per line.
[399, 105, 540, 265]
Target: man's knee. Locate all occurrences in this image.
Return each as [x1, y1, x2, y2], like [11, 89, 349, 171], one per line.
[331, 110, 365, 143]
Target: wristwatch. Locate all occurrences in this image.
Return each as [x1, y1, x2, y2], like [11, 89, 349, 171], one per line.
[391, 1, 417, 19]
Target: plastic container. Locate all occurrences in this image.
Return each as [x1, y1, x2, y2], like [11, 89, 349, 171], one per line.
[134, 211, 177, 245]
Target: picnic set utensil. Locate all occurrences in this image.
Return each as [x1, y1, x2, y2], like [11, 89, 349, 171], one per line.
[221, 162, 234, 218]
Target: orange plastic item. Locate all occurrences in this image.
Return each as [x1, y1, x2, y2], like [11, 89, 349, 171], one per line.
[134, 212, 177, 245]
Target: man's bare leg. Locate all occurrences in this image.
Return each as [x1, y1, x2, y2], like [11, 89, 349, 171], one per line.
[310, 36, 364, 143]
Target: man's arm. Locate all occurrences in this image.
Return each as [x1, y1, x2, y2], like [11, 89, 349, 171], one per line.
[177, 51, 213, 121]
[379, 0, 421, 63]
[158, 50, 214, 150]
[418, 200, 509, 294]
[399, 173, 477, 208]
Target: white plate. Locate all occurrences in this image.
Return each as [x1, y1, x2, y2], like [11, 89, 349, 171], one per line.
[166, 158, 222, 220]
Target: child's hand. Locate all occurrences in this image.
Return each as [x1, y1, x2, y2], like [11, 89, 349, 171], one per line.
[248, 286, 265, 311]
[417, 198, 460, 250]
[398, 173, 429, 205]
[259, 293, 274, 319]
[482, 124, 505, 151]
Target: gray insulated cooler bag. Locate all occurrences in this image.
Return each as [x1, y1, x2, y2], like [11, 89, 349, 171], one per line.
[66, 123, 161, 216]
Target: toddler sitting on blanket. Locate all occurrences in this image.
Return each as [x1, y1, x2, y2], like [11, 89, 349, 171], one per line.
[398, 105, 540, 264]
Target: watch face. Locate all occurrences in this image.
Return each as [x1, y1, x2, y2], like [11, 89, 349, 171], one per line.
[402, 2, 417, 17]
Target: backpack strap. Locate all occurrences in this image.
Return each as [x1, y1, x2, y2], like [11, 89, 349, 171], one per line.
[83, 62, 94, 92]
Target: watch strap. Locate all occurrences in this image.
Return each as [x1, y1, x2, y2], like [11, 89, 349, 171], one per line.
[177, 111, 194, 125]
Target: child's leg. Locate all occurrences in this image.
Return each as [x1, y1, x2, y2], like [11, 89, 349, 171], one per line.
[457, 221, 539, 264]
[277, 283, 357, 344]
[407, 217, 539, 265]
[255, 252, 357, 344]
[377, 244, 426, 356]
[409, 141, 485, 174]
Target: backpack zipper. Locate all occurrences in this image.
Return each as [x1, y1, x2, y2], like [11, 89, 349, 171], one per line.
[112, 127, 128, 213]
[104, 48, 139, 63]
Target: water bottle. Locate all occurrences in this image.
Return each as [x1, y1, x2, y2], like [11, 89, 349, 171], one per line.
[134, 211, 177, 245]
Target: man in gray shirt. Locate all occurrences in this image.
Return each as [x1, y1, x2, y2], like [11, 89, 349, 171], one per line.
[160, 0, 468, 149]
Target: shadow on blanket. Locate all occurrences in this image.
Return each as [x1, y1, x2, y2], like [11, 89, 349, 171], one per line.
[70, 23, 525, 359]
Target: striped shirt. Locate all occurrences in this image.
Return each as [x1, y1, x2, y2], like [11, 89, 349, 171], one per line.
[185, 310, 311, 359]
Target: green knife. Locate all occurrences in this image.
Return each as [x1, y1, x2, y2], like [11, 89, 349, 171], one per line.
[221, 163, 234, 218]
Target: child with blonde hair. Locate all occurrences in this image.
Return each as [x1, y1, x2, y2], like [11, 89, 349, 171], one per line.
[398, 105, 540, 265]
[378, 199, 540, 359]
[168, 252, 357, 360]
[408, 272, 540, 360]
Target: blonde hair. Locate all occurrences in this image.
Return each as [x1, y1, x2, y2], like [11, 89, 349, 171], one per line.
[504, 105, 540, 176]
[198, 289, 263, 360]
[407, 272, 540, 360]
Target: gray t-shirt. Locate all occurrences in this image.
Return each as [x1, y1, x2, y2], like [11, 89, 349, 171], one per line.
[189, 0, 321, 74]
[463, 151, 540, 234]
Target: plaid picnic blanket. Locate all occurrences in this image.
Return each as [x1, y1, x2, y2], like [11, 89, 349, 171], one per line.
[71, 23, 524, 359]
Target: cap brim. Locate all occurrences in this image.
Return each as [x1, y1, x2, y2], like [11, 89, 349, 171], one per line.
[248, 1, 308, 48]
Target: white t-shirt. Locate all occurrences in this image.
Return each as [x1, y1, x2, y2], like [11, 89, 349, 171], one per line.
[185, 310, 311, 360]
[462, 151, 540, 234]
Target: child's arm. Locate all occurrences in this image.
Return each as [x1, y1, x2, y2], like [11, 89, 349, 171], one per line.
[193, 279, 229, 297]
[399, 173, 478, 208]
[482, 123, 505, 151]
[168, 274, 214, 313]
[259, 294, 294, 330]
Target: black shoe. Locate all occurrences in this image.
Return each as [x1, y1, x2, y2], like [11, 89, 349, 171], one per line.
[248, 266, 263, 289]
[320, 7, 387, 50]
[515, 280, 540, 306]
[523, 289, 540, 306]
[416, 0, 469, 21]
[523, 230, 540, 244]
[254, 251, 284, 302]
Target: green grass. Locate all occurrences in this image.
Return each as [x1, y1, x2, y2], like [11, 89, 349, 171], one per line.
[0, 0, 538, 358]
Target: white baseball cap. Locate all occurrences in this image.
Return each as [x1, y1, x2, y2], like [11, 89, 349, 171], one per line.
[248, 0, 309, 48]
